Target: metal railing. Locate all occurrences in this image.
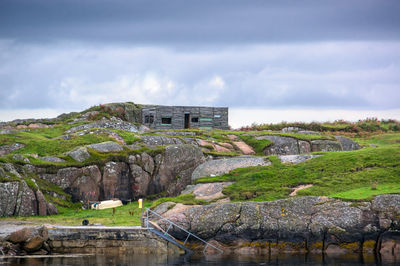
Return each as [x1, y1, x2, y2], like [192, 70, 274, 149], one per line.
[144, 208, 223, 254]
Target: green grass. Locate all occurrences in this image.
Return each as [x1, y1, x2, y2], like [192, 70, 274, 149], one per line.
[196, 134, 400, 201]
[242, 118, 400, 133]
[330, 183, 400, 200]
[2, 200, 153, 226]
[151, 193, 208, 208]
[0, 126, 112, 157]
[111, 129, 141, 145]
[354, 133, 400, 147]
[238, 134, 272, 155]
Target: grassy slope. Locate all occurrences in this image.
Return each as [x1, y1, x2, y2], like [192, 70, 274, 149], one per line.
[196, 133, 400, 201]
[1, 112, 399, 224]
[1, 200, 153, 226]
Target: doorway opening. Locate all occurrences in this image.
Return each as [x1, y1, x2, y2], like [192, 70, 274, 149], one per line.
[184, 114, 190, 129]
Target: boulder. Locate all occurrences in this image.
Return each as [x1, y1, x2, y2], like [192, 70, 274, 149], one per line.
[213, 144, 232, 153]
[12, 154, 29, 163]
[311, 140, 342, 152]
[86, 141, 123, 152]
[298, 140, 312, 153]
[40, 156, 66, 163]
[371, 194, 400, 230]
[65, 119, 141, 133]
[196, 139, 214, 147]
[181, 182, 233, 201]
[102, 162, 132, 200]
[23, 235, 44, 252]
[0, 143, 25, 156]
[258, 135, 300, 155]
[0, 129, 17, 134]
[335, 136, 361, 151]
[140, 135, 184, 146]
[0, 182, 19, 216]
[219, 142, 234, 150]
[192, 156, 270, 181]
[66, 147, 91, 162]
[7, 227, 34, 243]
[279, 154, 321, 164]
[233, 141, 255, 155]
[153, 202, 176, 216]
[152, 144, 205, 196]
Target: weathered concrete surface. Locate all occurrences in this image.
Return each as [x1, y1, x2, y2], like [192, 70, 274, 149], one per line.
[192, 156, 270, 181]
[156, 195, 400, 256]
[46, 226, 183, 254]
[0, 224, 184, 255]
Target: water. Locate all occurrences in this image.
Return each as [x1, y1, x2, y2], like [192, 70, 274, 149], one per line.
[0, 253, 398, 266]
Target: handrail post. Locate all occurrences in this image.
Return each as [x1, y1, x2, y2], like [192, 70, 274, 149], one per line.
[183, 233, 191, 245]
[165, 223, 172, 235]
[145, 207, 223, 254]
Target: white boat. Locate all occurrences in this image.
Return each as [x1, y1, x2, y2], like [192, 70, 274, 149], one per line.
[91, 199, 123, 210]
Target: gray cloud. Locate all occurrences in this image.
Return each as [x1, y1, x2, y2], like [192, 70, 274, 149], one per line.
[0, 0, 399, 120]
[0, 41, 399, 111]
[0, 0, 400, 44]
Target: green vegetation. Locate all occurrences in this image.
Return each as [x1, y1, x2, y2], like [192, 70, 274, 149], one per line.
[242, 118, 400, 134]
[0, 126, 111, 157]
[330, 183, 400, 200]
[2, 106, 400, 224]
[1, 200, 152, 226]
[112, 129, 141, 145]
[151, 193, 207, 208]
[197, 133, 400, 201]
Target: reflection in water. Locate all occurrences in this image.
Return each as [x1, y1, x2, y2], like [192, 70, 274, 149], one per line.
[0, 252, 398, 266]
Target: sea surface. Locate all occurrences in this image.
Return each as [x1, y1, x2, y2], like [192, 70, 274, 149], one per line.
[0, 252, 398, 266]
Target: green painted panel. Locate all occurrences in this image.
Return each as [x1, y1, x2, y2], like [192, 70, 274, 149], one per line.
[199, 118, 213, 121]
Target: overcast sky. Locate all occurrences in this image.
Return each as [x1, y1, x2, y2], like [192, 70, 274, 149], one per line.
[0, 0, 399, 127]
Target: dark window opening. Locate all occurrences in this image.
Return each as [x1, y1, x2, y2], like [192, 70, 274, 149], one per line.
[184, 114, 190, 129]
[191, 117, 199, 123]
[144, 115, 154, 124]
[161, 117, 172, 124]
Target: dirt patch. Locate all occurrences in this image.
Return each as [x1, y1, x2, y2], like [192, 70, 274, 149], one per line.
[289, 184, 313, 197]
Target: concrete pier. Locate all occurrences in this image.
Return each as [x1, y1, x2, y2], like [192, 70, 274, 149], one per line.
[46, 225, 184, 255]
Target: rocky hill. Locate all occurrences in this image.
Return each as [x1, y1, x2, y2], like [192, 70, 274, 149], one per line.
[0, 102, 397, 221]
